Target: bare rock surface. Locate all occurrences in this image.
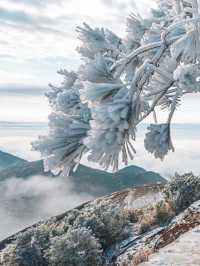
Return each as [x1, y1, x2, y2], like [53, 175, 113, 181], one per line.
[115, 200, 200, 266]
[140, 225, 200, 266]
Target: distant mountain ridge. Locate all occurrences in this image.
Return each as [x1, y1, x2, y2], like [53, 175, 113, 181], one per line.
[0, 150, 26, 171]
[69, 164, 165, 196]
[0, 159, 51, 181]
[0, 150, 166, 197]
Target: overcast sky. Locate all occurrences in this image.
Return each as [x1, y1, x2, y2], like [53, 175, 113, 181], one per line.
[0, 0, 200, 123]
[0, 0, 149, 86]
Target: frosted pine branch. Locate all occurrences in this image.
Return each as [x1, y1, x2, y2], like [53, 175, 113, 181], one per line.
[33, 0, 200, 174]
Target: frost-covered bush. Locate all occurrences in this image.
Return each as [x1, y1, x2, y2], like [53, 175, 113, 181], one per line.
[46, 226, 103, 266]
[1, 244, 17, 266]
[52, 209, 81, 236]
[163, 173, 200, 212]
[1, 228, 49, 266]
[33, 0, 200, 174]
[73, 203, 129, 248]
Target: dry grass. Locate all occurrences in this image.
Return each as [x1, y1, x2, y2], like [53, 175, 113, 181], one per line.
[131, 248, 153, 265]
[138, 201, 175, 234]
[124, 209, 139, 223]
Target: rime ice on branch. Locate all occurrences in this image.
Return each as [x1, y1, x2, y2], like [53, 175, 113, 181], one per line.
[33, 0, 200, 174]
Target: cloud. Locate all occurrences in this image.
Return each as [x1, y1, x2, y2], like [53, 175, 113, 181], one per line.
[0, 7, 66, 36]
[0, 0, 156, 89]
[100, 0, 136, 10]
[0, 94, 50, 123]
[0, 175, 93, 240]
[6, 0, 63, 8]
[0, 54, 80, 86]
[0, 84, 47, 95]
[0, 7, 51, 26]
[0, 122, 47, 160]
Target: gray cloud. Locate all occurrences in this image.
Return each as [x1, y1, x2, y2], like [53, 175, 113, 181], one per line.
[100, 0, 114, 7]
[0, 7, 52, 25]
[0, 175, 93, 240]
[0, 40, 9, 45]
[1, 20, 65, 37]
[0, 0, 140, 89]
[0, 7, 66, 36]
[0, 84, 47, 96]
[6, 0, 63, 7]
[100, 0, 136, 11]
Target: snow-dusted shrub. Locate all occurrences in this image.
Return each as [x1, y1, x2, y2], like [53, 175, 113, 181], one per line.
[33, 225, 50, 252]
[1, 228, 48, 266]
[163, 173, 200, 212]
[33, 0, 200, 174]
[1, 244, 18, 266]
[74, 203, 129, 248]
[63, 208, 81, 226]
[46, 226, 103, 266]
[53, 209, 81, 236]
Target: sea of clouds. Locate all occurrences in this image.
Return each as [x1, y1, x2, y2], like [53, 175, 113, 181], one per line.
[0, 174, 93, 240]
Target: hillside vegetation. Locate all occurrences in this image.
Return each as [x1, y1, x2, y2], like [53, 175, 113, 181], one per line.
[0, 173, 199, 266]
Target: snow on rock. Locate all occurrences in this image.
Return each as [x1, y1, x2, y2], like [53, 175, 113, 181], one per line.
[140, 225, 200, 266]
[115, 200, 200, 266]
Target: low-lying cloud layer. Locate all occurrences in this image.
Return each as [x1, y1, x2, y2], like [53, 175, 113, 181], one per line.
[0, 175, 93, 240]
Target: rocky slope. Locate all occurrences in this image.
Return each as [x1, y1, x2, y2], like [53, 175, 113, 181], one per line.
[0, 173, 200, 266]
[140, 225, 200, 266]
